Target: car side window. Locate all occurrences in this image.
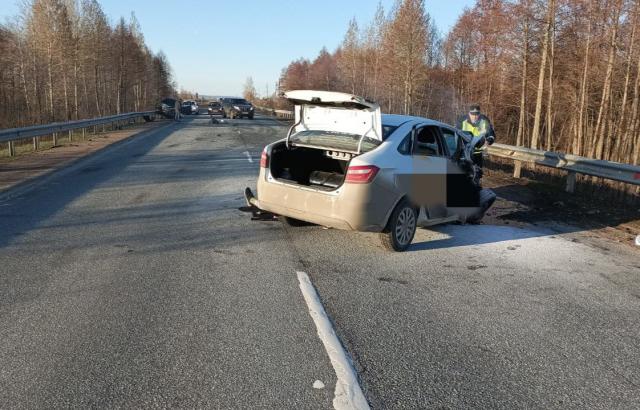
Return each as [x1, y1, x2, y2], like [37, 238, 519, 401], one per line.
[413, 126, 443, 157]
[440, 127, 459, 158]
[397, 132, 412, 155]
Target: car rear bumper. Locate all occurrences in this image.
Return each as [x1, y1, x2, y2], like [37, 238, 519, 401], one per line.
[255, 168, 398, 232]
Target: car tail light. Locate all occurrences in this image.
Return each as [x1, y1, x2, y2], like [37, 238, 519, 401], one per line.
[260, 150, 269, 168]
[345, 165, 379, 184]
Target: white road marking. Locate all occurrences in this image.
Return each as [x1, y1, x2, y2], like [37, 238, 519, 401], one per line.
[243, 151, 253, 163]
[296, 271, 370, 410]
[635, 235, 640, 246]
[313, 380, 326, 389]
[184, 158, 255, 164]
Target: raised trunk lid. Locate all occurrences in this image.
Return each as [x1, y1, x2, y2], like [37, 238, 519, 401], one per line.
[284, 90, 383, 153]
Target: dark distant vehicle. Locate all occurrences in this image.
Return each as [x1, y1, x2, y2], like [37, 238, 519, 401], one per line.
[208, 101, 224, 115]
[158, 98, 178, 118]
[221, 97, 255, 119]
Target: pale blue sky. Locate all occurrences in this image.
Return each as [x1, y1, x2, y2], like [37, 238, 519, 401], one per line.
[2, 0, 475, 96]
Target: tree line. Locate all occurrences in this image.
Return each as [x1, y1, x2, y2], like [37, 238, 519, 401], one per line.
[0, 0, 175, 129]
[276, 0, 640, 166]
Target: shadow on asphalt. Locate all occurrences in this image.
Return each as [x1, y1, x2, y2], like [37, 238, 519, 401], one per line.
[8, 193, 263, 256]
[176, 114, 280, 129]
[0, 124, 176, 250]
[99, 150, 258, 188]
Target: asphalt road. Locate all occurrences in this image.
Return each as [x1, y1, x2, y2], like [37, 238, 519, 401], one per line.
[1, 113, 639, 409]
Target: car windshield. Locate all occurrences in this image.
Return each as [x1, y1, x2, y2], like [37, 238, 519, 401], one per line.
[290, 126, 397, 153]
[229, 99, 249, 105]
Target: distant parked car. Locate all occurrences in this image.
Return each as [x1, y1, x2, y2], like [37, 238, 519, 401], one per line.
[158, 98, 178, 118]
[190, 101, 199, 115]
[208, 101, 224, 115]
[245, 90, 496, 251]
[221, 97, 255, 119]
[181, 101, 198, 115]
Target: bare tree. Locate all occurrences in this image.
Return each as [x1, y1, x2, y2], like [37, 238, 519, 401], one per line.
[243, 76, 257, 101]
[0, 0, 175, 129]
[530, 0, 555, 150]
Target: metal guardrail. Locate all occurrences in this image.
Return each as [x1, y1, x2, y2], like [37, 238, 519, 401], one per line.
[0, 111, 157, 156]
[488, 143, 640, 192]
[255, 106, 640, 193]
[255, 106, 294, 120]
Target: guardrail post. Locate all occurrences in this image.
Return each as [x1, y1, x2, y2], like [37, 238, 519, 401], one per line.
[513, 160, 522, 178]
[52, 132, 57, 146]
[68, 129, 72, 142]
[33, 137, 39, 150]
[82, 127, 86, 140]
[8, 141, 15, 157]
[565, 171, 577, 193]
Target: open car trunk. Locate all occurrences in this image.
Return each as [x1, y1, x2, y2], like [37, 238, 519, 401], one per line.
[269, 142, 353, 191]
[267, 90, 384, 191]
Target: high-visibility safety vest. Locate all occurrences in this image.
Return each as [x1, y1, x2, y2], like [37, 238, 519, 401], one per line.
[461, 117, 490, 153]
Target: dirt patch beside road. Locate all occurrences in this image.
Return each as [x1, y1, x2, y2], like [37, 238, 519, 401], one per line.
[483, 169, 640, 248]
[0, 121, 170, 193]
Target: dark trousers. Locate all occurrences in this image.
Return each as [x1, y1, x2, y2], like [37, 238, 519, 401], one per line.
[473, 152, 483, 168]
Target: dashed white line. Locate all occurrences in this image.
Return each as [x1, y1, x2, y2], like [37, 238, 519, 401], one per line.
[243, 151, 253, 163]
[296, 271, 370, 410]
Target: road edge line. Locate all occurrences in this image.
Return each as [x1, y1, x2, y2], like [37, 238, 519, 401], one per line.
[296, 271, 370, 410]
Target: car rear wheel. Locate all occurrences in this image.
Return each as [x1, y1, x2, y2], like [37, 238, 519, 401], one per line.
[380, 199, 417, 252]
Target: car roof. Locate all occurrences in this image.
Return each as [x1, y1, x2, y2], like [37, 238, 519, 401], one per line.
[381, 114, 453, 129]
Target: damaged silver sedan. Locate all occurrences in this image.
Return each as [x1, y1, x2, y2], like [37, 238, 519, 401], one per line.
[245, 90, 496, 251]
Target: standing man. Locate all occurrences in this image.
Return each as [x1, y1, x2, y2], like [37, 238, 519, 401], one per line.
[174, 99, 181, 122]
[458, 104, 495, 168]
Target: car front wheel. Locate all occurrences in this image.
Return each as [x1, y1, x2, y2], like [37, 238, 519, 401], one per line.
[380, 199, 417, 252]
